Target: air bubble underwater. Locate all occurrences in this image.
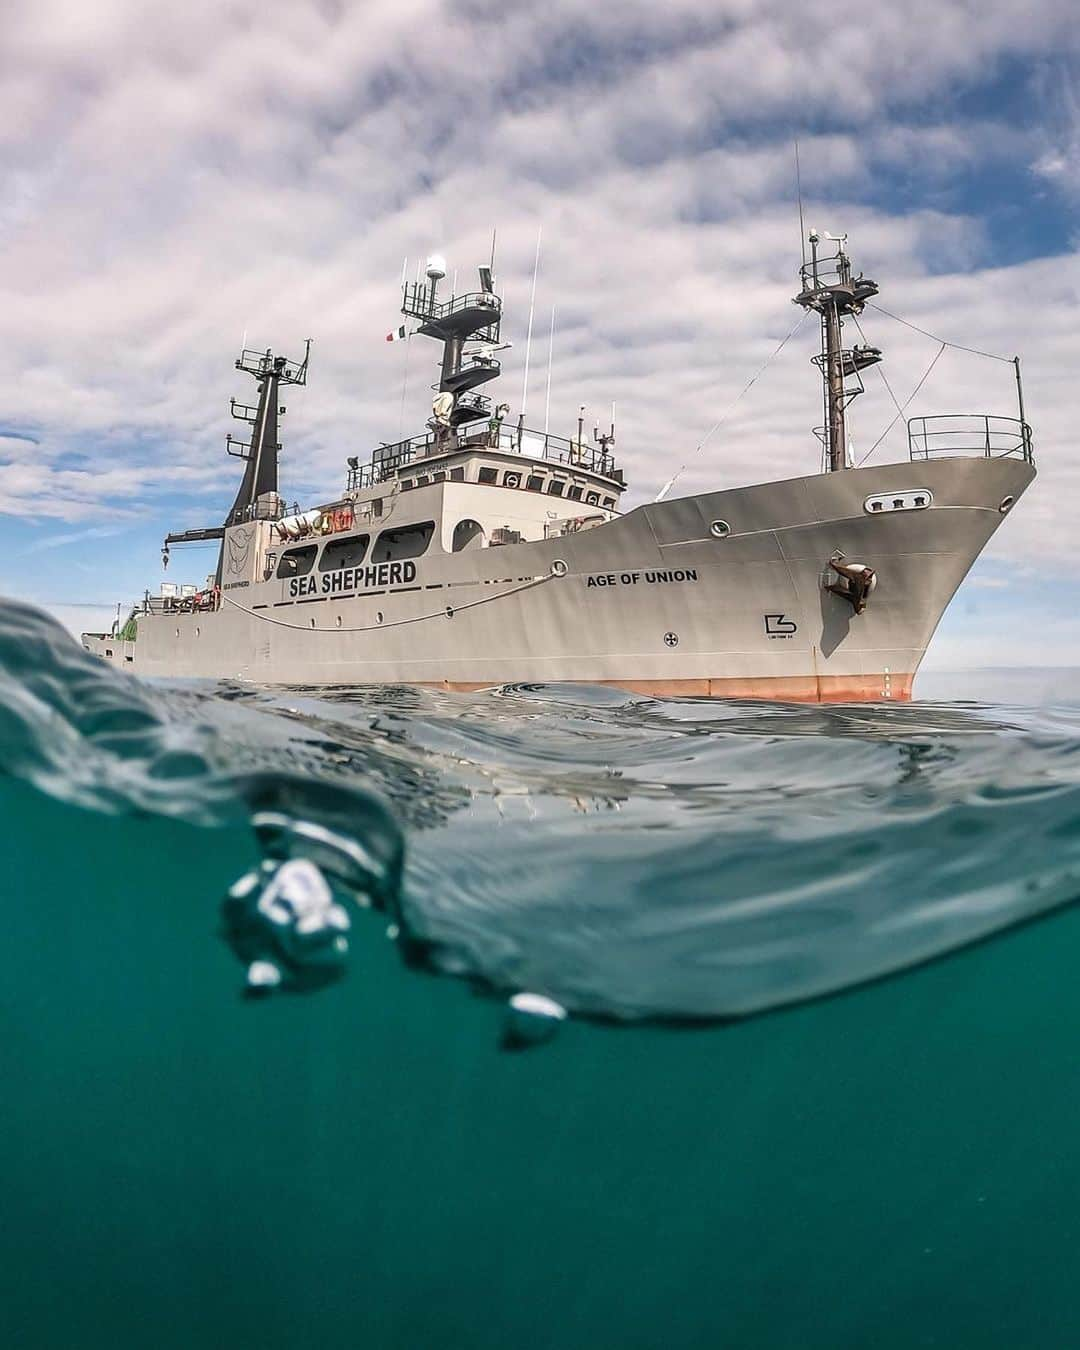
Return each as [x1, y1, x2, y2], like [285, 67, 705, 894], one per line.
[218, 773, 574, 1047]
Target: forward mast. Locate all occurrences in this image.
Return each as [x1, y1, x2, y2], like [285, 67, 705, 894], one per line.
[793, 231, 881, 472]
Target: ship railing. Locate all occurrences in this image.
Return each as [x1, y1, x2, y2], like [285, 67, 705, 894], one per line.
[346, 423, 622, 490]
[907, 414, 1034, 464]
[235, 347, 308, 383]
[142, 589, 221, 616]
[455, 391, 493, 421]
[401, 283, 502, 325]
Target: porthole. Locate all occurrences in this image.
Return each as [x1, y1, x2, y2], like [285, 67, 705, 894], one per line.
[175, 627, 180, 637]
[551, 558, 568, 577]
[446, 606, 455, 618]
[195, 626, 201, 637]
[999, 495, 1015, 514]
[710, 520, 731, 538]
[376, 611, 384, 624]
[336, 615, 342, 628]
[310, 617, 316, 629]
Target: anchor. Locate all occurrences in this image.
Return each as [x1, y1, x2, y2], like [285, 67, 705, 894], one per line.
[826, 551, 877, 615]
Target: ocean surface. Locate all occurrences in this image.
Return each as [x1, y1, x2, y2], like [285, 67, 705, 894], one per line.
[3, 596, 1080, 1348]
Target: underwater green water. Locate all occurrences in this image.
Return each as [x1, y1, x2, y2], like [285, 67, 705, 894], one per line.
[4, 599, 1080, 1347]
[5, 770, 1080, 1349]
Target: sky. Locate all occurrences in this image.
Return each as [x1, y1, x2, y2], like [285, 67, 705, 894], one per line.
[1, 0, 1078, 669]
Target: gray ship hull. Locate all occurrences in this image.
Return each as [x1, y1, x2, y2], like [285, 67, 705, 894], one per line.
[84, 455, 1033, 701]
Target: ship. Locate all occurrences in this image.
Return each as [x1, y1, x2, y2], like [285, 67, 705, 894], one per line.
[82, 232, 1035, 701]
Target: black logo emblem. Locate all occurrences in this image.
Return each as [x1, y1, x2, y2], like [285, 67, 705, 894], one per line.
[227, 526, 254, 575]
[663, 631, 679, 648]
[764, 614, 797, 638]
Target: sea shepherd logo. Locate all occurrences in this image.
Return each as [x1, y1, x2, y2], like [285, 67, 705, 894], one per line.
[289, 560, 417, 598]
[226, 526, 254, 575]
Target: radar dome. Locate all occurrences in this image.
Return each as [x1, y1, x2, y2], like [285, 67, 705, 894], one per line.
[425, 254, 447, 281]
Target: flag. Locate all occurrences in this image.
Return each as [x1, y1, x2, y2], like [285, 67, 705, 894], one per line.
[385, 324, 408, 343]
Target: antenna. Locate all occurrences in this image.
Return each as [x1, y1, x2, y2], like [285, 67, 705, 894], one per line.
[520, 223, 542, 417]
[595, 402, 616, 463]
[398, 324, 412, 439]
[544, 305, 555, 436]
[795, 140, 806, 269]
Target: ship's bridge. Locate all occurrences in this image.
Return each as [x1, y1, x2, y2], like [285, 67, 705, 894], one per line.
[346, 422, 624, 497]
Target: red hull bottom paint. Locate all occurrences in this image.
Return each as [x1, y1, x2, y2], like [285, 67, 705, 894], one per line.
[417, 674, 914, 703]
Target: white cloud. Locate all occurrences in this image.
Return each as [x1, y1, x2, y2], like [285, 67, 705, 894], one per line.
[0, 0, 1076, 596]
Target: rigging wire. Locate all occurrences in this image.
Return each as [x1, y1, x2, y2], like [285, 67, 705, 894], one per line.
[852, 298, 1015, 467]
[654, 310, 810, 502]
[856, 341, 947, 467]
[852, 314, 905, 420]
[849, 311, 907, 462]
[219, 570, 560, 634]
[866, 302, 1014, 364]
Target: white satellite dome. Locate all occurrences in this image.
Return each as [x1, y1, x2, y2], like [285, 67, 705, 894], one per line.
[425, 253, 447, 281]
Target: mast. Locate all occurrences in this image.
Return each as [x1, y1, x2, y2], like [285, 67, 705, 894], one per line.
[162, 340, 310, 582]
[793, 230, 882, 471]
[399, 255, 503, 448]
[224, 341, 311, 525]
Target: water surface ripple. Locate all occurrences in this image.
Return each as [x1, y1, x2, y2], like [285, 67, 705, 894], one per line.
[4, 597, 1080, 1019]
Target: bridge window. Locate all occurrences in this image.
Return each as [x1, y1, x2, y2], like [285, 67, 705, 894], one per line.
[416, 475, 430, 487]
[602, 497, 616, 509]
[276, 544, 318, 578]
[450, 467, 465, 481]
[478, 466, 498, 484]
[585, 491, 600, 506]
[503, 470, 522, 488]
[433, 471, 446, 483]
[452, 519, 485, 552]
[567, 484, 583, 501]
[400, 479, 415, 491]
[526, 475, 544, 492]
[372, 521, 435, 562]
[319, 534, 371, 572]
[548, 480, 566, 497]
